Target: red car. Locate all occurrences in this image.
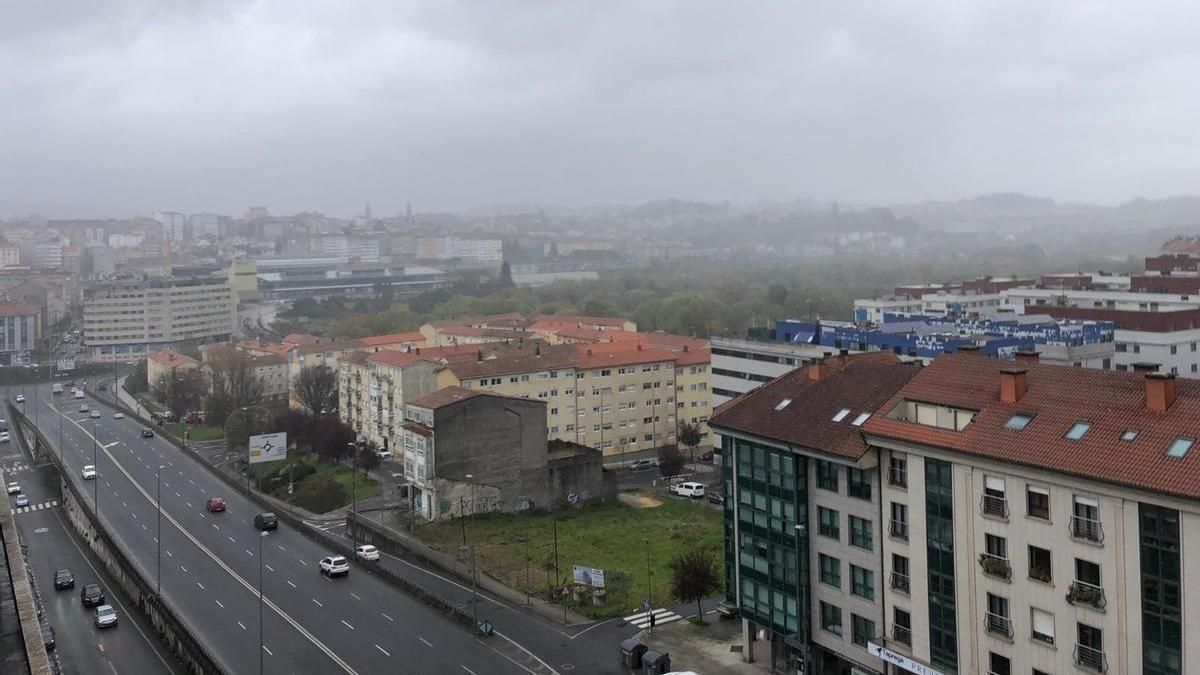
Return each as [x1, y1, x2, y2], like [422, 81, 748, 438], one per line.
[206, 497, 227, 513]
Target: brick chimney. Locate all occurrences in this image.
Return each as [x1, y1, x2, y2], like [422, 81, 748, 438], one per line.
[999, 368, 1027, 404]
[1146, 373, 1177, 414]
[808, 359, 830, 381]
[1014, 350, 1039, 364]
[1133, 362, 1160, 373]
[958, 345, 982, 357]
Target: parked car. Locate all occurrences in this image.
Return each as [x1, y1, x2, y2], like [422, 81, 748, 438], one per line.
[706, 491, 725, 505]
[94, 604, 118, 628]
[53, 569, 74, 590]
[375, 448, 391, 460]
[41, 622, 55, 650]
[206, 497, 227, 513]
[14, 394, 24, 403]
[629, 458, 659, 472]
[73, 391, 84, 400]
[141, 428, 155, 438]
[671, 482, 706, 499]
[82, 465, 96, 480]
[355, 545, 380, 562]
[112, 412, 124, 419]
[319, 556, 350, 577]
[89, 410, 101, 419]
[14, 494, 29, 507]
[6, 482, 19, 494]
[78, 404, 89, 413]
[254, 512, 277, 530]
[80, 583, 105, 607]
[0, 433, 9, 443]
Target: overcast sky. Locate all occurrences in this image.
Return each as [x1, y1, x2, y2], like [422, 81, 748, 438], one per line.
[5, 1, 1200, 218]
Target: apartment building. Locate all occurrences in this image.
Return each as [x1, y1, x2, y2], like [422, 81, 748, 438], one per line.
[708, 353, 919, 674]
[338, 350, 441, 451]
[710, 336, 831, 406]
[82, 277, 238, 362]
[861, 353, 1198, 675]
[146, 349, 200, 388]
[0, 241, 19, 268]
[0, 302, 41, 365]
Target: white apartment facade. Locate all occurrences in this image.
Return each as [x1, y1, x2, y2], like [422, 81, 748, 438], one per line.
[82, 278, 238, 361]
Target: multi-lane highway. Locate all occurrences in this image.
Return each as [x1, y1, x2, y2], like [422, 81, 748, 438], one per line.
[14, 383, 532, 674]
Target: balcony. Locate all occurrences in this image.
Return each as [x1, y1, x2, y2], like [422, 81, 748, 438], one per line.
[1066, 580, 1107, 610]
[888, 467, 907, 488]
[978, 553, 1012, 581]
[1074, 643, 1107, 672]
[890, 571, 910, 594]
[1070, 515, 1105, 544]
[980, 494, 1009, 520]
[892, 624, 912, 646]
[984, 611, 1013, 639]
[889, 519, 909, 541]
[1028, 565, 1052, 584]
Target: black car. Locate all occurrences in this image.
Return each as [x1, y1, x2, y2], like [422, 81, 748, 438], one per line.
[254, 512, 278, 531]
[141, 428, 154, 438]
[41, 623, 55, 651]
[98, 383, 107, 391]
[707, 491, 725, 506]
[80, 583, 104, 607]
[53, 569, 74, 590]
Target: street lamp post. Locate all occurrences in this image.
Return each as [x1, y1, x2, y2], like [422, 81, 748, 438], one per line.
[794, 522, 809, 674]
[347, 441, 359, 551]
[643, 538, 653, 635]
[157, 465, 165, 595]
[92, 419, 99, 517]
[259, 530, 268, 675]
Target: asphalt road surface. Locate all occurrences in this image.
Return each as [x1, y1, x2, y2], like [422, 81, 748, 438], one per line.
[11, 384, 529, 675]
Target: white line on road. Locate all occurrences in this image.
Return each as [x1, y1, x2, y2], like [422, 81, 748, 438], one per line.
[277, 544, 286, 551]
[238, 621, 247, 631]
[381, 612, 394, 622]
[262, 646, 273, 656]
[350, 592, 361, 600]
[462, 666, 477, 675]
[286, 580, 296, 588]
[174, 491, 180, 498]
[313, 598, 323, 607]
[212, 523, 219, 530]
[185, 502, 193, 508]
[215, 600, 224, 608]
[265, 564, 274, 572]
[341, 619, 354, 630]
[181, 566, 188, 573]
[245, 549, 253, 556]
[197, 582, 205, 590]
[187, 479, 194, 484]
[419, 637, 433, 647]
[298, 559, 307, 566]
[375, 644, 390, 656]
[165, 550, 173, 558]
[142, 524, 148, 531]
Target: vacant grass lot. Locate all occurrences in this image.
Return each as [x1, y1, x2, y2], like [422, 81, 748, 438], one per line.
[247, 454, 379, 513]
[416, 496, 723, 619]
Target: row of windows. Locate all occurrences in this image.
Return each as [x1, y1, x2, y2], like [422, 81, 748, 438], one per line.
[818, 601, 875, 648]
[817, 507, 873, 551]
[815, 460, 872, 500]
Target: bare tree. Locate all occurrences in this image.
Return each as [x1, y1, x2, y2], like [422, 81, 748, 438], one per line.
[669, 548, 722, 623]
[205, 348, 266, 425]
[356, 444, 380, 477]
[294, 366, 338, 415]
[152, 370, 206, 421]
[657, 443, 685, 478]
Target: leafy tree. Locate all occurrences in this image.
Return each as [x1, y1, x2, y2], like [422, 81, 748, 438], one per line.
[152, 370, 206, 421]
[312, 416, 356, 464]
[274, 410, 316, 453]
[499, 260, 514, 287]
[294, 366, 338, 415]
[357, 444, 380, 477]
[677, 421, 703, 462]
[125, 359, 149, 395]
[223, 405, 274, 454]
[669, 548, 722, 623]
[657, 444, 685, 478]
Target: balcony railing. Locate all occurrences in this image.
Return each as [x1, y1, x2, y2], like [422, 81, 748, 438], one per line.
[1070, 515, 1104, 544]
[978, 553, 1012, 580]
[1067, 580, 1107, 610]
[890, 571, 910, 594]
[1075, 643, 1107, 672]
[1029, 565, 1052, 584]
[892, 624, 912, 645]
[984, 611, 1013, 639]
[889, 519, 909, 540]
[980, 494, 1010, 520]
[888, 467, 907, 488]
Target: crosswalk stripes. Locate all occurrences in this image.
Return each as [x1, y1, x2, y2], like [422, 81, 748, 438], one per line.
[14, 500, 58, 514]
[3, 463, 29, 476]
[623, 607, 683, 629]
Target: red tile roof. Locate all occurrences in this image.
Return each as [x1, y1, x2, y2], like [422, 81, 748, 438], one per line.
[408, 386, 542, 411]
[148, 350, 198, 368]
[366, 350, 430, 369]
[359, 331, 425, 347]
[861, 353, 1200, 501]
[709, 353, 918, 460]
[570, 344, 678, 370]
[0, 301, 39, 317]
[281, 333, 321, 346]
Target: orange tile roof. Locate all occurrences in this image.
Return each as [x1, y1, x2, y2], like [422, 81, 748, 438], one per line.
[408, 385, 543, 410]
[281, 333, 321, 346]
[366, 350, 429, 369]
[148, 350, 198, 368]
[0, 301, 39, 317]
[861, 353, 1200, 501]
[532, 313, 627, 328]
[360, 331, 425, 347]
[570, 344, 678, 370]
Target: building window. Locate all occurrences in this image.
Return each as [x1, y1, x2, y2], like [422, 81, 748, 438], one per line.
[818, 554, 840, 588]
[988, 652, 1011, 675]
[1004, 412, 1034, 430]
[851, 614, 875, 648]
[893, 608, 912, 646]
[1076, 623, 1105, 672]
[820, 602, 842, 636]
[849, 516, 873, 551]
[1140, 504, 1182, 675]
[985, 593, 1012, 638]
[1068, 559, 1105, 610]
[891, 554, 910, 593]
[925, 458, 958, 671]
[1028, 545, 1052, 583]
[816, 461, 839, 492]
[981, 533, 1011, 579]
[1065, 421, 1092, 440]
[1026, 486, 1050, 520]
[1031, 607, 1055, 645]
[1071, 497, 1103, 543]
[846, 468, 871, 500]
[818, 507, 840, 540]
[851, 565, 874, 601]
[982, 476, 1008, 519]
[888, 453, 907, 488]
[889, 502, 909, 540]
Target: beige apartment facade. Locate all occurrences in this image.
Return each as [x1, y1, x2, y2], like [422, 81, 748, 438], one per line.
[82, 277, 237, 362]
[338, 350, 440, 452]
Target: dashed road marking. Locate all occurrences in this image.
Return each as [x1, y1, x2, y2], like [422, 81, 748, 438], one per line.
[341, 619, 354, 631]
[313, 598, 323, 607]
[419, 637, 433, 647]
[381, 612, 394, 622]
[375, 644, 390, 656]
[286, 580, 296, 588]
[215, 600, 224, 608]
[238, 621, 246, 630]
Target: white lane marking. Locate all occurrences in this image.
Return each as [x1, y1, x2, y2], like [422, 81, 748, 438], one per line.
[174, 491, 180, 498]
[462, 666, 477, 675]
[238, 621, 247, 631]
[166, 550, 173, 558]
[181, 566, 188, 573]
[341, 619, 354, 631]
[197, 582, 205, 590]
[212, 523, 219, 530]
[122, 501, 128, 508]
[185, 502, 193, 508]
[350, 592, 361, 600]
[381, 612, 394, 622]
[245, 549, 253, 556]
[188, 479, 194, 484]
[298, 559, 308, 566]
[265, 564, 274, 572]
[142, 524, 148, 531]
[215, 600, 224, 608]
[277, 544, 286, 552]
[375, 644, 390, 657]
[262, 645, 273, 656]
[313, 598, 323, 607]
[419, 637, 433, 647]
[286, 580, 296, 588]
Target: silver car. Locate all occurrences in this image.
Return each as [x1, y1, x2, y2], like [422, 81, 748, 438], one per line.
[94, 604, 118, 628]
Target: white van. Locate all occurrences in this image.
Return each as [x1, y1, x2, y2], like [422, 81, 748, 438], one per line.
[671, 482, 706, 499]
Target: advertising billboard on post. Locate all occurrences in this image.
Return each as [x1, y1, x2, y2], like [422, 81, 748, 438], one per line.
[248, 432, 287, 464]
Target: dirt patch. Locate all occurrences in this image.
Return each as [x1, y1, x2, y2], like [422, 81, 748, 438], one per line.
[619, 491, 664, 508]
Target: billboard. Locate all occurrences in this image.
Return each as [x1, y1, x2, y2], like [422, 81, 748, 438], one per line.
[572, 565, 605, 588]
[248, 432, 287, 464]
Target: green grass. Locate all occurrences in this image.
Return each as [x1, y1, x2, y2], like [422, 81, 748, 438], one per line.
[164, 423, 224, 442]
[415, 498, 724, 619]
[316, 462, 379, 501]
[247, 454, 379, 512]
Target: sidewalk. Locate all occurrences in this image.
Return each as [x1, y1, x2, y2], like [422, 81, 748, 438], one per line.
[636, 609, 769, 675]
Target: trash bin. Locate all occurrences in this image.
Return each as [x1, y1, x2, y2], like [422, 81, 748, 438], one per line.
[620, 639, 648, 669]
[643, 650, 671, 674]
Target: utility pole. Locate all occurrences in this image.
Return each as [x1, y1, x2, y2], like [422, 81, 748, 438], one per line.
[470, 544, 479, 632]
[554, 520, 565, 623]
[350, 441, 359, 550]
[259, 531, 268, 675]
[157, 465, 165, 595]
[524, 525, 531, 606]
[92, 419, 98, 518]
[644, 538, 653, 635]
[460, 496, 467, 546]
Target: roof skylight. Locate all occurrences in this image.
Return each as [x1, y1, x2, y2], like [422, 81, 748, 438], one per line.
[1121, 428, 1140, 442]
[832, 408, 851, 422]
[1167, 437, 1194, 458]
[1004, 413, 1034, 430]
[775, 398, 792, 411]
[1065, 422, 1092, 441]
[850, 412, 871, 427]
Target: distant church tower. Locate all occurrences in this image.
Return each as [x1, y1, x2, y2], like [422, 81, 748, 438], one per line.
[406, 201, 413, 223]
[363, 201, 372, 219]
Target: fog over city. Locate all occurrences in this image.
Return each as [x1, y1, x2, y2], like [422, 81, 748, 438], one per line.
[6, 1, 1200, 217]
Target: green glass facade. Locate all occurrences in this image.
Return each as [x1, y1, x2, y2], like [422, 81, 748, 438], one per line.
[723, 435, 808, 640]
[1140, 504, 1182, 675]
[925, 458, 958, 674]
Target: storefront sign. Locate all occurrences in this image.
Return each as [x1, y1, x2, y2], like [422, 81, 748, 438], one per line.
[867, 643, 943, 675]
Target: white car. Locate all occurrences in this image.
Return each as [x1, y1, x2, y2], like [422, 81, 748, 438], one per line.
[6, 482, 19, 495]
[112, 412, 125, 420]
[0, 433, 9, 444]
[78, 404, 89, 413]
[14, 394, 25, 403]
[671, 481, 707, 499]
[82, 465, 96, 480]
[355, 545, 380, 562]
[319, 555, 350, 577]
[73, 391, 84, 399]
[89, 410, 101, 419]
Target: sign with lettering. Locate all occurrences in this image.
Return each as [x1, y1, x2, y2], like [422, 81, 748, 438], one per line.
[868, 643, 943, 675]
[572, 565, 605, 588]
[248, 432, 287, 464]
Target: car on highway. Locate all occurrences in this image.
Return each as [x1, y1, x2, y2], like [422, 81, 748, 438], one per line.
[254, 512, 277, 531]
[82, 465, 96, 480]
[98, 383, 107, 391]
[94, 604, 118, 628]
[112, 412, 124, 419]
[670, 481, 706, 499]
[629, 458, 659, 472]
[89, 410, 101, 419]
[14, 394, 24, 403]
[73, 391, 84, 400]
[78, 404, 89, 413]
[141, 428, 155, 438]
[6, 482, 19, 494]
[80, 583, 105, 607]
[53, 569, 75, 590]
[319, 555, 351, 577]
[14, 494, 29, 507]
[355, 545, 380, 562]
[206, 497, 227, 513]
[0, 432, 9, 444]
[40, 622, 55, 651]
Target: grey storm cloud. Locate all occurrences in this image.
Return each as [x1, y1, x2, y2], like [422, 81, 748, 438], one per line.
[3, 0, 1200, 217]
